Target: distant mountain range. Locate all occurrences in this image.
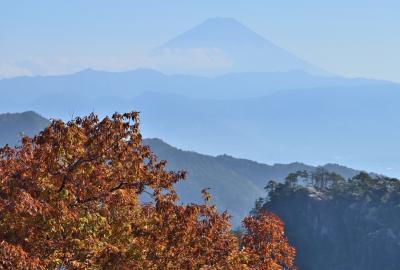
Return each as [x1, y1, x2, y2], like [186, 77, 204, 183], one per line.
[0, 68, 398, 177]
[1, 68, 387, 104]
[0, 111, 360, 226]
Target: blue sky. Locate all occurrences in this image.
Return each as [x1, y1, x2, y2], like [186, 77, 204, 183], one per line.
[1, 0, 400, 81]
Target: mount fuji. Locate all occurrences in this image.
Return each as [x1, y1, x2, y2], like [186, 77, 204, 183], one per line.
[153, 17, 328, 76]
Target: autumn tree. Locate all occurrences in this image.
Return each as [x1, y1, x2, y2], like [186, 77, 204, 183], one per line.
[0, 112, 296, 269]
[241, 211, 297, 270]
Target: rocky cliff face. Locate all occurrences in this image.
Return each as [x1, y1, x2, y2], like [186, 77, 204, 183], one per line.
[261, 173, 400, 270]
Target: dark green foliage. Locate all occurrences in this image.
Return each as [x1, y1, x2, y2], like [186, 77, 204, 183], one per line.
[260, 172, 400, 270]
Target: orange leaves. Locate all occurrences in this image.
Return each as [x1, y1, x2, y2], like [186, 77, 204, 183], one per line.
[241, 211, 297, 270]
[0, 111, 296, 269]
[0, 241, 42, 270]
[202, 188, 212, 203]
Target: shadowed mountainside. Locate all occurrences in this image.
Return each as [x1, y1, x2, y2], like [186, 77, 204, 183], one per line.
[0, 111, 49, 146]
[261, 173, 400, 270]
[144, 138, 360, 226]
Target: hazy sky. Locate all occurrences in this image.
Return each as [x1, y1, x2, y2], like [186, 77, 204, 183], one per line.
[1, 0, 400, 81]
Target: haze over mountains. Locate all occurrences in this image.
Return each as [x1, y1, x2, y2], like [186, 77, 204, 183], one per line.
[152, 17, 326, 76]
[0, 68, 388, 103]
[1, 68, 399, 177]
[1, 18, 399, 177]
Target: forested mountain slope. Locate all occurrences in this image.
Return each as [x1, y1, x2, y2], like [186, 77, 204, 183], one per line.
[144, 138, 360, 226]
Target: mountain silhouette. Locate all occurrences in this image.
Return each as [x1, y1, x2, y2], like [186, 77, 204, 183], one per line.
[154, 17, 327, 75]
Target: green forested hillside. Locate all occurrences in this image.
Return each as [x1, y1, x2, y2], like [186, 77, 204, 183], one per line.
[144, 138, 360, 226]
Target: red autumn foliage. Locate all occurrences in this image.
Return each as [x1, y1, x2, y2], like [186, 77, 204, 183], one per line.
[0, 112, 296, 269]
